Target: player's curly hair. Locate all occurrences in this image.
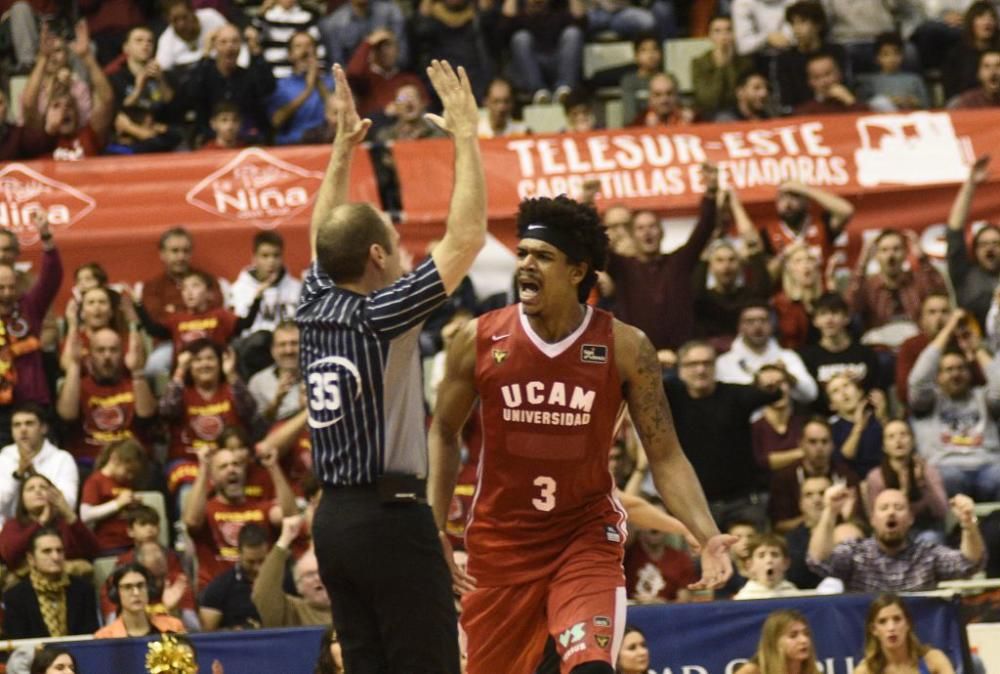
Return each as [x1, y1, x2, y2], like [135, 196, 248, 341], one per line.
[516, 195, 609, 302]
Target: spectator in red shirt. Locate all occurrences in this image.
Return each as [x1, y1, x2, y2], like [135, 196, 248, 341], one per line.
[0, 214, 62, 445]
[79, 439, 147, 555]
[0, 89, 56, 160]
[846, 230, 948, 338]
[56, 327, 157, 466]
[137, 270, 266, 357]
[751, 364, 807, 472]
[624, 527, 697, 602]
[158, 339, 259, 502]
[182, 443, 296, 589]
[0, 473, 98, 572]
[346, 28, 427, 118]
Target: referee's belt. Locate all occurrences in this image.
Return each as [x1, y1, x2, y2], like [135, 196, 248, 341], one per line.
[326, 473, 427, 504]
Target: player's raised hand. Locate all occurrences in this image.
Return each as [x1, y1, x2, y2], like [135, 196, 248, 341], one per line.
[439, 530, 476, 595]
[331, 64, 371, 148]
[425, 60, 478, 139]
[688, 533, 737, 590]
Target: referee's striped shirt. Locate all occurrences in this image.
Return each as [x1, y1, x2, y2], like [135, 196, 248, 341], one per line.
[296, 257, 447, 486]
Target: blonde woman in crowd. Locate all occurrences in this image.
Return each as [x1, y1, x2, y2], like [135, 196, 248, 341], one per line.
[737, 609, 821, 674]
[773, 244, 824, 350]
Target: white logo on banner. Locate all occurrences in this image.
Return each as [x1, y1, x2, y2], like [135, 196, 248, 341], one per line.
[0, 163, 96, 245]
[854, 112, 974, 187]
[185, 147, 323, 228]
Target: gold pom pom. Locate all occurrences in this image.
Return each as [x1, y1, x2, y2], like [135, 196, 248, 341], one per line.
[145, 634, 197, 674]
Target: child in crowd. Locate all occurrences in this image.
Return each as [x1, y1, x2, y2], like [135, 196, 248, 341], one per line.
[715, 519, 756, 598]
[619, 34, 663, 129]
[734, 533, 800, 600]
[80, 438, 147, 555]
[858, 32, 930, 111]
[198, 102, 245, 151]
[826, 373, 887, 477]
[136, 270, 267, 357]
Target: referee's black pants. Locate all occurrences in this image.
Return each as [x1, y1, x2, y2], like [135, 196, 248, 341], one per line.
[313, 486, 461, 674]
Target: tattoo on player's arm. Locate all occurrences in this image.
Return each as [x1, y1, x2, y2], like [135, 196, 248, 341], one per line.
[631, 334, 677, 452]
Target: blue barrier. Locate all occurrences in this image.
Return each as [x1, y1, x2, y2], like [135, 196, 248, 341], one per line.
[58, 594, 964, 673]
[630, 594, 965, 674]
[62, 626, 327, 674]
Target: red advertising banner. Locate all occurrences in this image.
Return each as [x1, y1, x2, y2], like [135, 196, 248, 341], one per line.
[5, 145, 379, 301]
[394, 110, 1000, 254]
[7, 111, 1000, 309]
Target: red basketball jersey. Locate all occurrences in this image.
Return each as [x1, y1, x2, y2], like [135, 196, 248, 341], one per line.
[467, 304, 627, 586]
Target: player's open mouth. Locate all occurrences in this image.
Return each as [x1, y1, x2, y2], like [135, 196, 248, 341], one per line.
[886, 518, 897, 530]
[519, 280, 540, 301]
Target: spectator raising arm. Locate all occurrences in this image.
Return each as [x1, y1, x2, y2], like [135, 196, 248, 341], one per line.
[807, 483, 849, 565]
[951, 494, 985, 566]
[780, 180, 855, 237]
[252, 514, 303, 627]
[71, 20, 114, 148]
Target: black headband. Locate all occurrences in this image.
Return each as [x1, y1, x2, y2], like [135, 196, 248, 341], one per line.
[520, 222, 588, 263]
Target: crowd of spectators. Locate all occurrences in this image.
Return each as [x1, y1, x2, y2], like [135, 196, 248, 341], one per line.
[0, 0, 999, 670]
[0, 220, 333, 660]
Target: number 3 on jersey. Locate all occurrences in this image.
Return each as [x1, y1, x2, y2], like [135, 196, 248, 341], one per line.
[532, 476, 556, 512]
[308, 372, 342, 412]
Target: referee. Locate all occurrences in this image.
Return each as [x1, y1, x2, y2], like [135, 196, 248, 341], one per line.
[297, 61, 485, 673]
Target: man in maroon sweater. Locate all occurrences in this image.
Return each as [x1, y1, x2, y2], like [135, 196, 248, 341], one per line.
[0, 215, 62, 446]
[345, 28, 427, 118]
[601, 164, 718, 368]
[0, 90, 55, 160]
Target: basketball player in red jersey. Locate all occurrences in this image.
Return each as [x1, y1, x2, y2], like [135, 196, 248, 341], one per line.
[429, 165, 736, 674]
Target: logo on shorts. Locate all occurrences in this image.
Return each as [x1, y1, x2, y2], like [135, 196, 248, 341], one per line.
[581, 344, 607, 364]
[593, 616, 611, 628]
[492, 349, 508, 364]
[186, 148, 323, 228]
[0, 163, 96, 245]
[605, 525, 622, 543]
[558, 623, 586, 648]
[595, 635, 611, 649]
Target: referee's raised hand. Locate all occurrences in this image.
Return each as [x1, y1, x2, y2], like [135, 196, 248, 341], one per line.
[330, 63, 371, 147]
[425, 59, 478, 139]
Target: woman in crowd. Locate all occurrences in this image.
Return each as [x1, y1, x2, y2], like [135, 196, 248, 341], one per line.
[943, 1, 1000, 100]
[854, 594, 955, 674]
[0, 473, 99, 573]
[737, 609, 820, 674]
[60, 284, 142, 373]
[159, 339, 257, 509]
[772, 244, 823, 350]
[864, 420, 948, 542]
[29, 648, 79, 674]
[616, 624, 653, 674]
[94, 563, 184, 638]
